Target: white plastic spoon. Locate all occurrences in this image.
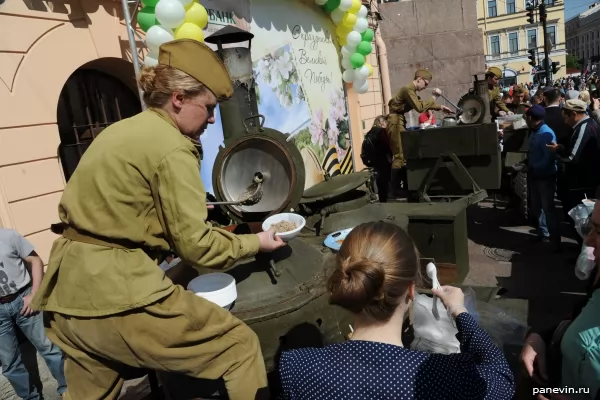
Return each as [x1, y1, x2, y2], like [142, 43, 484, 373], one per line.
[426, 263, 442, 320]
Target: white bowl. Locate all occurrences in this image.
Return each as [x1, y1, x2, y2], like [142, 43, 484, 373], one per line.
[262, 213, 306, 242]
[187, 273, 237, 309]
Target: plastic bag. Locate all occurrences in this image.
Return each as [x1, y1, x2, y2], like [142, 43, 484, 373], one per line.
[568, 202, 595, 240]
[410, 287, 479, 355]
[575, 245, 596, 281]
[476, 301, 528, 352]
[411, 293, 460, 354]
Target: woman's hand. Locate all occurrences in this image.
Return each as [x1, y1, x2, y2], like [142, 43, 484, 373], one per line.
[521, 333, 548, 381]
[431, 286, 467, 317]
[257, 227, 287, 252]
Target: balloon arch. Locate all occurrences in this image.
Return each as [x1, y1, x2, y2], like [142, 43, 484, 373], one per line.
[137, 0, 374, 94]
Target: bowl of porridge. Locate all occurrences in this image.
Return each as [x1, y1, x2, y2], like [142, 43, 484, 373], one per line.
[261, 213, 306, 242]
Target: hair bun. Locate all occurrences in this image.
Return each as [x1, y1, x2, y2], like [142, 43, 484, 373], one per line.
[328, 257, 385, 314]
[138, 66, 157, 94]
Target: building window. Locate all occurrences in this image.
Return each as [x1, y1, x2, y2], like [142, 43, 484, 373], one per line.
[490, 35, 501, 56]
[57, 69, 141, 181]
[543, 0, 554, 5]
[506, 0, 516, 13]
[509, 32, 519, 54]
[488, 0, 497, 17]
[527, 29, 537, 49]
[546, 25, 556, 48]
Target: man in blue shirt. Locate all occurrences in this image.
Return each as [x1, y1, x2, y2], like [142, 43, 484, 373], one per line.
[525, 105, 561, 251]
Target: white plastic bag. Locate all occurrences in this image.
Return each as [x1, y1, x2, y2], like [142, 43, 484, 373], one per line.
[409, 288, 478, 355]
[410, 293, 460, 354]
[575, 245, 596, 281]
[568, 202, 595, 240]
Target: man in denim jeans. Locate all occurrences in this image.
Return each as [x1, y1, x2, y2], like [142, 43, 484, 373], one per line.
[524, 106, 561, 252]
[0, 228, 66, 399]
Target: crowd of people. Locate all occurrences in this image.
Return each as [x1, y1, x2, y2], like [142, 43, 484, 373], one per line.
[1, 36, 599, 399]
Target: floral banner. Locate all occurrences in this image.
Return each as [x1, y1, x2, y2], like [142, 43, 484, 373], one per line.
[199, 0, 352, 193]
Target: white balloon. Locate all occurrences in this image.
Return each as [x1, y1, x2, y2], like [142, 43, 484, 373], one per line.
[353, 76, 367, 87]
[341, 57, 352, 70]
[338, 0, 353, 11]
[341, 46, 352, 58]
[346, 31, 362, 47]
[354, 78, 369, 94]
[343, 44, 357, 54]
[357, 5, 368, 19]
[353, 18, 369, 33]
[155, 0, 185, 29]
[315, 0, 328, 5]
[177, 0, 193, 5]
[331, 8, 345, 24]
[145, 54, 159, 67]
[355, 65, 370, 79]
[342, 69, 355, 83]
[145, 25, 175, 54]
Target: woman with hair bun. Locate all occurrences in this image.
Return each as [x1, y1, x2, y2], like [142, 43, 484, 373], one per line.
[279, 221, 515, 400]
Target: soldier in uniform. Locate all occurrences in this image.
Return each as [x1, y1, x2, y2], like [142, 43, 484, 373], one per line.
[31, 39, 285, 400]
[506, 86, 529, 115]
[386, 69, 452, 196]
[486, 67, 514, 118]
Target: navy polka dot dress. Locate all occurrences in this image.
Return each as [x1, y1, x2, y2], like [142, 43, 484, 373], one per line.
[278, 313, 515, 400]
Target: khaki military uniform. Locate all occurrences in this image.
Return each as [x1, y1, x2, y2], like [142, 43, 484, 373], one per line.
[489, 86, 510, 117]
[32, 108, 266, 400]
[387, 83, 442, 168]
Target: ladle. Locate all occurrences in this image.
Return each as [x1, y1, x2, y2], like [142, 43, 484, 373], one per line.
[207, 172, 265, 206]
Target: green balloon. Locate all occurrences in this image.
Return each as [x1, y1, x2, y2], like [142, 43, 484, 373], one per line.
[350, 53, 365, 69]
[356, 41, 373, 56]
[138, 6, 157, 33]
[141, 0, 159, 6]
[361, 28, 374, 43]
[323, 0, 341, 13]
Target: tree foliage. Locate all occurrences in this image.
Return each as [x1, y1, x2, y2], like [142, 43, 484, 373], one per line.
[566, 54, 580, 68]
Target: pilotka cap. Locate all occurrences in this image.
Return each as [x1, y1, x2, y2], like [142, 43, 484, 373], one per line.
[158, 39, 234, 99]
[415, 69, 433, 80]
[487, 67, 503, 78]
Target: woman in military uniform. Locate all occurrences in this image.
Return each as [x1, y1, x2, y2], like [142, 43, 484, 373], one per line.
[32, 40, 285, 400]
[486, 67, 514, 119]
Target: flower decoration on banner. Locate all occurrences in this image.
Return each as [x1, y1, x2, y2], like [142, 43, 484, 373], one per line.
[315, 0, 374, 94]
[138, 0, 209, 67]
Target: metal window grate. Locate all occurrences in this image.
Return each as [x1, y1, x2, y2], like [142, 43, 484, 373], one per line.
[57, 69, 141, 180]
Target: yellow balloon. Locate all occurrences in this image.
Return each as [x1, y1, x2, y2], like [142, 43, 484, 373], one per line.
[185, 2, 209, 29]
[365, 63, 373, 77]
[336, 24, 351, 38]
[348, 0, 361, 14]
[338, 36, 347, 46]
[342, 12, 357, 27]
[184, 0, 196, 11]
[175, 22, 205, 42]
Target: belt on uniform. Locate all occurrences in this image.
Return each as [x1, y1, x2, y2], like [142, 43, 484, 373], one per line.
[0, 284, 30, 304]
[50, 223, 168, 262]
